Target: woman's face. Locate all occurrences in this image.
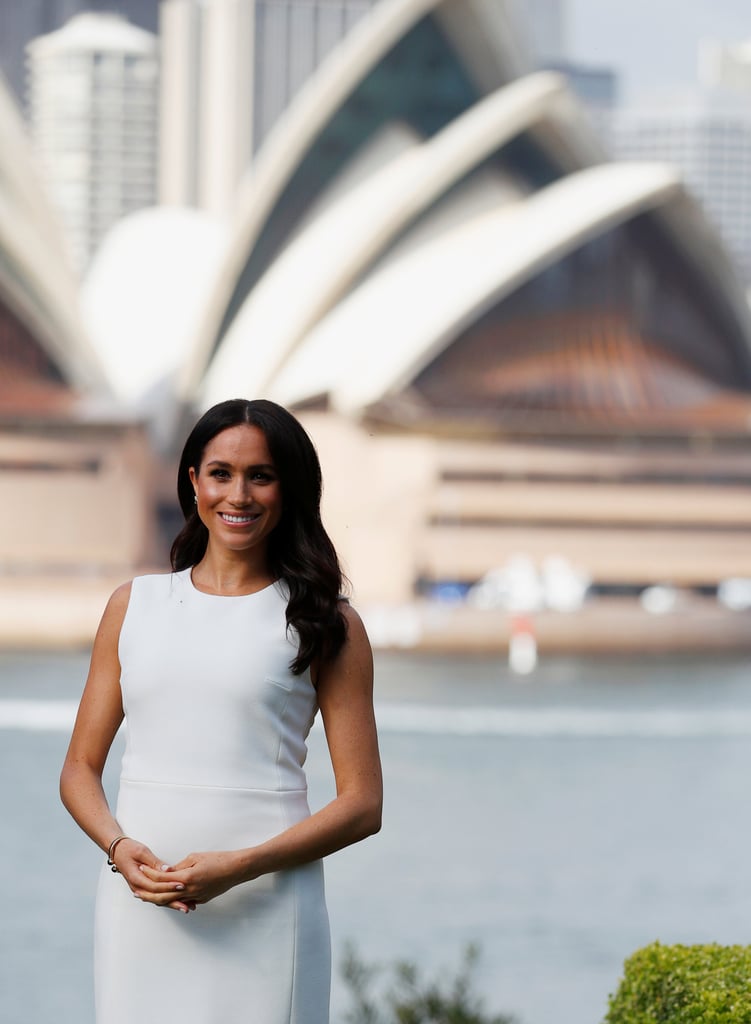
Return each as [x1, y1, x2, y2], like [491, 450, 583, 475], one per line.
[189, 424, 283, 557]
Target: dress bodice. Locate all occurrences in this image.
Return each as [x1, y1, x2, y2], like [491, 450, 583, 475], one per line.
[117, 569, 318, 792]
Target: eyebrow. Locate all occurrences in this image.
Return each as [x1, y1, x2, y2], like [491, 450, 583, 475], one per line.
[205, 459, 276, 470]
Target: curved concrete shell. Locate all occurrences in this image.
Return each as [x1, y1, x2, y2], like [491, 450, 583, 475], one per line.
[200, 71, 604, 406]
[0, 74, 105, 398]
[266, 162, 751, 418]
[82, 207, 228, 407]
[178, 0, 528, 402]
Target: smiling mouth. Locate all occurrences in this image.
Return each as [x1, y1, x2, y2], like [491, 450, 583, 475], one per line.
[219, 512, 259, 525]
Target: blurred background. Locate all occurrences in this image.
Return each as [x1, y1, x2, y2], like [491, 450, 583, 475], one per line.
[2, 1, 751, 1023]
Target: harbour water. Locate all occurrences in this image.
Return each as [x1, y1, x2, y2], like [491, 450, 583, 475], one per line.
[3, 648, 751, 1024]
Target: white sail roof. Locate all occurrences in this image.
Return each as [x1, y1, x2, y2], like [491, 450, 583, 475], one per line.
[179, 0, 529, 403]
[0, 72, 106, 394]
[199, 71, 604, 406]
[265, 162, 749, 415]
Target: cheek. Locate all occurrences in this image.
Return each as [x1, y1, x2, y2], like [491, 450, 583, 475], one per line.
[196, 479, 220, 505]
[268, 488, 283, 522]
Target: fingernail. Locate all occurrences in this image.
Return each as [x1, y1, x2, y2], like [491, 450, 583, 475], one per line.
[175, 884, 185, 891]
[139, 865, 145, 872]
[161, 864, 170, 871]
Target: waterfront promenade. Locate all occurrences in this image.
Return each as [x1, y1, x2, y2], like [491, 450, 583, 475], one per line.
[5, 647, 751, 1024]
[2, 573, 749, 654]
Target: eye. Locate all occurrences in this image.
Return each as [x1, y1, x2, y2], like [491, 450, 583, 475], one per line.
[209, 468, 230, 479]
[250, 471, 275, 483]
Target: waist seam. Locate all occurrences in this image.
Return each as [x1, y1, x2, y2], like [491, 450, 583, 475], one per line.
[120, 776, 309, 795]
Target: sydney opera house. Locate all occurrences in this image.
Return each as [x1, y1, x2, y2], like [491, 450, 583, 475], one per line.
[3, 0, 751, 649]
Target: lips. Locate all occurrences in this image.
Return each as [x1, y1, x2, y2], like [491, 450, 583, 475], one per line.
[219, 512, 260, 525]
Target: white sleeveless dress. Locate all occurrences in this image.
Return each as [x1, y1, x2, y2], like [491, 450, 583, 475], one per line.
[94, 569, 330, 1024]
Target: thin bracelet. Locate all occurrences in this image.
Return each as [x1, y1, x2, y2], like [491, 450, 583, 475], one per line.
[106, 834, 129, 873]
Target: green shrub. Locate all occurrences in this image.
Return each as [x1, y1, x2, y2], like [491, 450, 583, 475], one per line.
[340, 942, 516, 1024]
[605, 942, 751, 1024]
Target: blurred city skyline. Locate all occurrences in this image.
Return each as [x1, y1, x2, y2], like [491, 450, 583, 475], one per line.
[3, 13, 751, 1023]
[1, 0, 749, 107]
[566, 0, 749, 101]
[2, 0, 751, 653]
[1, 1, 749, 282]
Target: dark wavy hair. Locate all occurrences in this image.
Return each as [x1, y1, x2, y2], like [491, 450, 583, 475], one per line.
[170, 399, 347, 675]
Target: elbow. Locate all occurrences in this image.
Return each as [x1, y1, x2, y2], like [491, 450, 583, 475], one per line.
[59, 761, 74, 810]
[340, 783, 382, 841]
[59, 756, 96, 813]
[368, 797, 383, 836]
[358, 795, 383, 839]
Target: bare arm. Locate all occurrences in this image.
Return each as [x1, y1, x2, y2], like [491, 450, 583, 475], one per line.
[60, 582, 129, 853]
[136, 603, 382, 906]
[60, 582, 194, 912]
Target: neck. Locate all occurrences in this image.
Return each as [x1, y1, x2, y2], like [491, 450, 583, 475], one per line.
[191, 546, 275, 596]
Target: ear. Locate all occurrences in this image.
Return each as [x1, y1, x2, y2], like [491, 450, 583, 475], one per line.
[188, 466, 197, 491]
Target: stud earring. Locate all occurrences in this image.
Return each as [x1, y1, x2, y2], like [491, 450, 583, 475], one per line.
[194, 495, 198, 505]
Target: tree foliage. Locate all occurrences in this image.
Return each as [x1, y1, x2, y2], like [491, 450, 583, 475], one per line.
[340, 942, 516, 1024]
[605, 942, 751, 1024]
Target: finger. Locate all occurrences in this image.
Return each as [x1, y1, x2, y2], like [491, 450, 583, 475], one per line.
[139, 878, 187, 895]
[167, 900, 196, 913]
[138, 864, 175, 881]
[132, 849, 176, 874]
[133, 869, 186, 894]
[115, 844, 167, 878]
[133, 846, 164, 870]
[133, 888, 191, 909]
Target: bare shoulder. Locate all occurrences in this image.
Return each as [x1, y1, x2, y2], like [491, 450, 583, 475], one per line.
[339, 601, 374, 665]
[316, 601, 373, 696]
[340, 600, 368, 639]
[94, 580, 133, 646]
[105, 579, 133, 619]
[109, 579, 133, 610]
[69, 582, 134, 758]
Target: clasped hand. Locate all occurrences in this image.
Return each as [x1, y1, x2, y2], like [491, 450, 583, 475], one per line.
[113, 839, 247, 913]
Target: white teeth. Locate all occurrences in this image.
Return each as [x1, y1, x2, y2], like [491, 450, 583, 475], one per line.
[221, 513, 255, 523]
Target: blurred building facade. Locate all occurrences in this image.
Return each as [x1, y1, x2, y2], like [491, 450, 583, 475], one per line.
[2, 0, 751, 650]
[0, 72, 158, 588]
[26, 12, 159, 272]
[510, 0, 565, 64]
[547, 61, 616, 147]
[613, 37, 751, 286]
[700, 37, 751, 91]
[508, 0, 616, 150]
[160, 0, 751, 638]
[0, 0, 158, 110]
[160, 0, 378, 215]
[613, 94, 751, 286]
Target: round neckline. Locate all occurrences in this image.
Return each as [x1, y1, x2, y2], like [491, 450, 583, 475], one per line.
[184, 567, 279, 600]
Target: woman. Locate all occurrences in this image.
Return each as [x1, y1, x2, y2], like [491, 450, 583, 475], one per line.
[60, 399, 383, 1024]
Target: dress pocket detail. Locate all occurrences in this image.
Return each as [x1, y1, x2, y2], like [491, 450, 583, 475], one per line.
[264, 675, 293, 693]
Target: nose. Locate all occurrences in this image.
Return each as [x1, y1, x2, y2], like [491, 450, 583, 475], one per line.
[229, 476, 252, 506]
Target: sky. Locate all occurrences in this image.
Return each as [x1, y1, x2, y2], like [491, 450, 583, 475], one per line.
[566, 0, 751, 102]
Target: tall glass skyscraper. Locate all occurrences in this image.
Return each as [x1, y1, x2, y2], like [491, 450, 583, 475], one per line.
[510, 0, 565, 64]
[252, 0, 378, 146]
[159, 0, 378, 214]
[27, 12, 159, 271]
[0, 0, 157, 108]
[613, 88, 751, 285]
